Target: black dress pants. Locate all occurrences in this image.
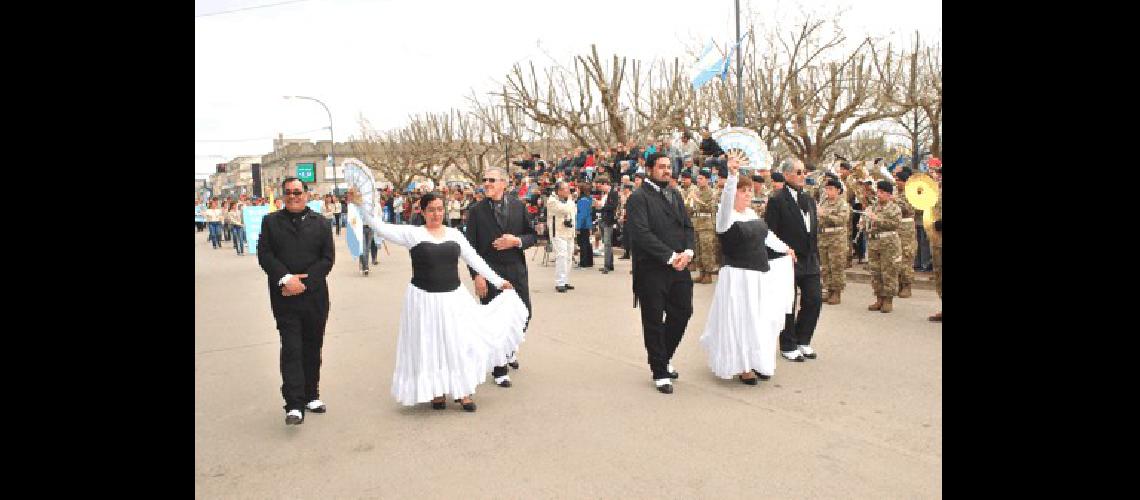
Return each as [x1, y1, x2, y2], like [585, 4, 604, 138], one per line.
[274, 296, 329, 411]
[481, 262, 531, 378]
[636, 268, 693, 379]
[577, 229, 594, 267]
[779, 272, 823, 352]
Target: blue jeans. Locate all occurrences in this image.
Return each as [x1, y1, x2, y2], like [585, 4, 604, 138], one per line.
[232, 226, 246, 254]
[208, 222, 222, 248]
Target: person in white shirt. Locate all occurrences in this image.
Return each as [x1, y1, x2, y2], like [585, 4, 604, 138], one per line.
[204, 200, 224, 249]
[545, 181, 577, 292]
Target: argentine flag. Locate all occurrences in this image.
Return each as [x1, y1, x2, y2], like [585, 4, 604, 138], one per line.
[345, 203, 365, 258]
[691, 41, 728, 90]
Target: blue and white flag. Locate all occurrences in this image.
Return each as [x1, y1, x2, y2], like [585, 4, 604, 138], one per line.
[241, 206, 271, 254]
[691, 31, 749, 91]
[345, 203, 365, 258]
[691, 41, 726, 90]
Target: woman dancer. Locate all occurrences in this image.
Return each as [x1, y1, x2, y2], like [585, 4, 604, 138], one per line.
[699, 157, 796, 384]
[354, 192, 528, 411]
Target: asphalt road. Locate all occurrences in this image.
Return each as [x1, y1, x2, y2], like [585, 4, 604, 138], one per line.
[195, 228, 942, 498]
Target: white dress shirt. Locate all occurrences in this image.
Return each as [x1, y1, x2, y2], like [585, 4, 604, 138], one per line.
[786, 188, 812, 233]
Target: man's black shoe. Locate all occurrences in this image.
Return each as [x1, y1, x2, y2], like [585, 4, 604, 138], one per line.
[556, 285, 568, 293]
[656, 383, 674, 394]
[565, 284, 575, 290]
[750, 370, 772, 380]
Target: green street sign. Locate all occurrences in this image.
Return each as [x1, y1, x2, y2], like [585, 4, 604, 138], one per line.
[296, 162, 316, 182]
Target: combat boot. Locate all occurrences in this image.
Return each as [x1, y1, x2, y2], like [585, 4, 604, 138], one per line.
[868, 297, 883, 311]
[898, 285, 912, 298]
[880, 296, 893, 313]
[827, 290, 841, 305]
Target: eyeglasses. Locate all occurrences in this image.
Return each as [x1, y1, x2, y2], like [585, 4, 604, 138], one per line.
[482, 178, 502, 183]
[283, 189, 305, 196]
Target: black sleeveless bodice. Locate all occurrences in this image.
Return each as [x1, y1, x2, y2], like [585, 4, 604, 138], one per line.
[718, 219, 771, 272]
[409, 241, 462, 292]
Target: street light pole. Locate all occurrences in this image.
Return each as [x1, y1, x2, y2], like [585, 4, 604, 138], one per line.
[284, 95, 337, 196]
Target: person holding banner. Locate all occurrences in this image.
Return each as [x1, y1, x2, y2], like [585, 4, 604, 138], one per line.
[351, 192, 527, 412]
[257, 178, 335, 426]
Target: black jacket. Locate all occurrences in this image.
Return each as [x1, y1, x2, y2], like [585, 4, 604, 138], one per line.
[464, 196, 537, 277]
[763, 187, 820, 276]
[625, 181, 696, 296]
[598, 187, 620, 225]
[700, 137, 724, 157]
[257, 207, 335, 315]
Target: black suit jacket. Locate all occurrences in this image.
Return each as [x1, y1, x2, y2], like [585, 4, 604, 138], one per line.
[625, 181, 696, 302]
[763, 187, 821, 276]
[257, 208, 335, 316]
[464, 196, 537, 278]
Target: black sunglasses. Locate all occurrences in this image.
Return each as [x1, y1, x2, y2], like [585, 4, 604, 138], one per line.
[283, 189, 305, 196]
[482, 177, 503, 183]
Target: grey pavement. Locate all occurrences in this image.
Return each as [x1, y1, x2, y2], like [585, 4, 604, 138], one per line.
[195, 229, 942, 499]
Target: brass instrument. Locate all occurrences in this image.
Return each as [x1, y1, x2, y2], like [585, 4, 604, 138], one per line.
[904, 173, 940, 234]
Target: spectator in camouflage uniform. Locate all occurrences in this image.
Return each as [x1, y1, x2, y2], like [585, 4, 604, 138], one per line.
[687, 169, 720, 284]
[893, 168, 918, 299]
[866, 180, 902, 313]
[817, 178, 851, 305]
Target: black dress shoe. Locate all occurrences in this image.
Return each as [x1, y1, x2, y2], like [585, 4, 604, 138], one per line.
[750, 370, 772, 380]
[431, 401, 446, 410]
[462, 401, 477, 412]
[565, 284, 575, 290]
[656, 383, 674, 394]
[556, 285, 568, 293]
[285, 410, 304, 425]
[740, 376, 759, 385]
[669, 370, 679, 379]
[508, 361, 520, 370]
[496, 378, 512, 388]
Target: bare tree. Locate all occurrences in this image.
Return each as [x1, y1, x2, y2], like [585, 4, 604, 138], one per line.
[920, 42, 942, 160]
[760, 16, 909, 169]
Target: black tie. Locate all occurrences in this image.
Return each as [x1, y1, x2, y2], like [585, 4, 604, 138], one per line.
[663, 188, 676, 210]
[493, 200, 507, 227]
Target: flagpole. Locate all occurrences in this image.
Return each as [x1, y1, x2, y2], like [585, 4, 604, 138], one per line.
[735, 0, 744, 127]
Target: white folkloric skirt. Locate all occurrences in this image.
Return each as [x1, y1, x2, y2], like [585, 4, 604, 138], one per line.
[390, 285, 528, 405]
[699, 256, 796, 378]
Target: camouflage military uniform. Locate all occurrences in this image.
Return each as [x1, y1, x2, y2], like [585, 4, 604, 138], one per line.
[930, 191, 942, 299]
[895, 185, 918, 296]
[843, 175, 862, 266]
[867, 197, 902, 309]
[817, 196, 851, 300]
[687, 184, 720, 281]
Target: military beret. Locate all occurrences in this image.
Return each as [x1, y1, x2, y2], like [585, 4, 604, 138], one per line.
[770, 172, 786, 183]
[680, 171, 692, 179]
[876, 180, 894, 193]
[751, 175, 765, 184]
[697, 169, 711, 178]
[826, 179, 843, 189]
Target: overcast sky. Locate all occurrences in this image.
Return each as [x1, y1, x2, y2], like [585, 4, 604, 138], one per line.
[195, 0, 941, 178]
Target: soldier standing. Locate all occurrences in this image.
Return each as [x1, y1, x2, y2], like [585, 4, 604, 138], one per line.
[894, 169, 918, 298]
[687, 169, 720, 284]
[929, 186, 942, 322]
[866, 180, 902, 313]
[817, 179, 851, 305]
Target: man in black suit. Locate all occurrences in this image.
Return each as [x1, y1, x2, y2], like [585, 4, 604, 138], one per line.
[465, 166, 537, 388]
[257, 178, 335, 426]
[625, 153, 696, 394]
[595, 176, 619, 273]
[763, 159, 823, 362]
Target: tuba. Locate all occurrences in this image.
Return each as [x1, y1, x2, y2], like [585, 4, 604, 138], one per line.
[904, 173, 940, 234]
